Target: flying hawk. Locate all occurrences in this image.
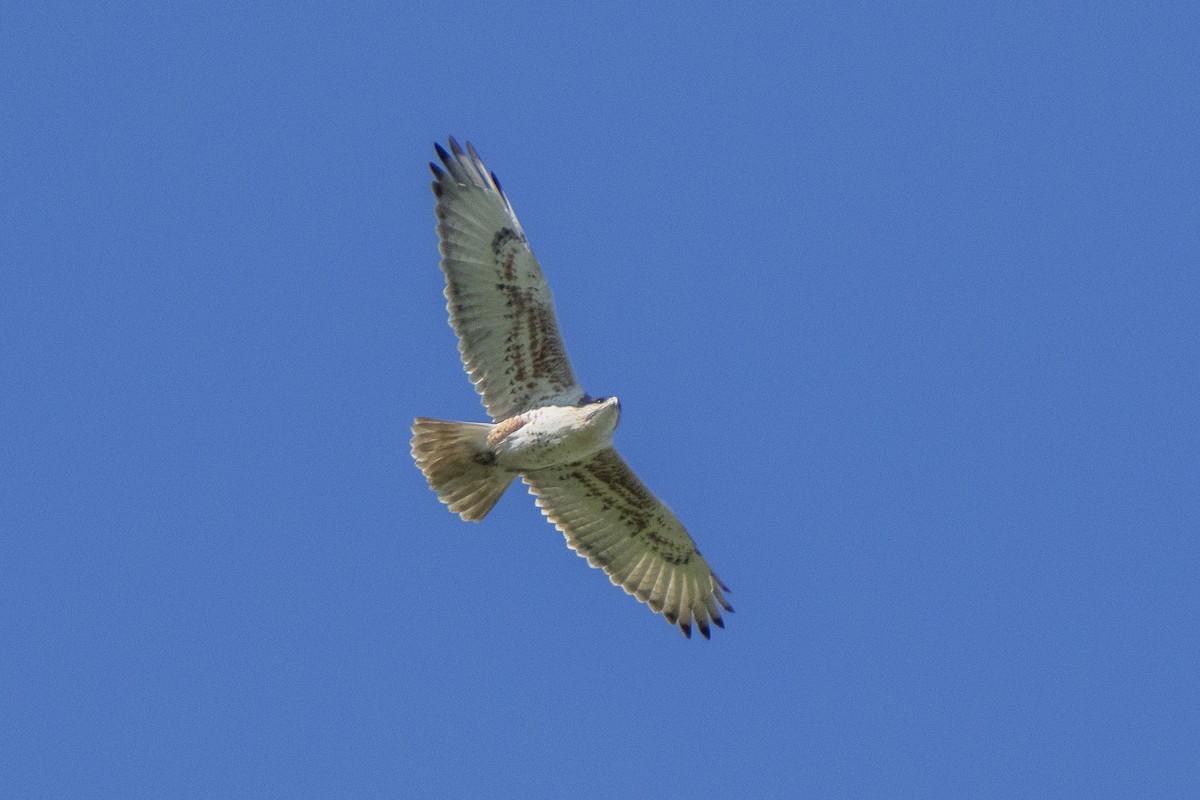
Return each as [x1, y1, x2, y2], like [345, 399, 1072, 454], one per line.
[411, 138, 732, 638]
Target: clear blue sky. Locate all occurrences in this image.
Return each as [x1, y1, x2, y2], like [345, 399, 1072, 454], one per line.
[3, 3, 1197, 797]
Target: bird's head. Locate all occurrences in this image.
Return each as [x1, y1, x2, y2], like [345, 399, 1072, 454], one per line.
[581, 394, 621, 433]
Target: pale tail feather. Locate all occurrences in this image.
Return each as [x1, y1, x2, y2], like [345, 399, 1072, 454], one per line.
[410, 417, 515, 521]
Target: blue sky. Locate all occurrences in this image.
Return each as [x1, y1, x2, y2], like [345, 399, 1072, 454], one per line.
[3, 2, 1198, 797]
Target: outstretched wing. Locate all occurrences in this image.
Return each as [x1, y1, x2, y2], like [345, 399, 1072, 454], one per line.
[431, 138, 585, 421]
[523, 448, 733, 639]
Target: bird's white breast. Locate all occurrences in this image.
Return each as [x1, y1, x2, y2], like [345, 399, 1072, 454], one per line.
[491, 402, 619, 471]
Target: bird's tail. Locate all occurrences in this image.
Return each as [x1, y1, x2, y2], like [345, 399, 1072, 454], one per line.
[410, 418, 515, 522]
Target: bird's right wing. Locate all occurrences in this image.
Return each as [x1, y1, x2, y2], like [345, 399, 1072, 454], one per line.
[431, 138, 585, 421]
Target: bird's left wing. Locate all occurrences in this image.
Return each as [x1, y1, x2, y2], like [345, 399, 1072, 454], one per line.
[431, 138, 585, 421]
[523, 448, 733, 638]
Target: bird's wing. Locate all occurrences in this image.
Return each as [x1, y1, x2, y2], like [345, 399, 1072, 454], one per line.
[431, 138, 585, 421]
[523, 448, 732, 639]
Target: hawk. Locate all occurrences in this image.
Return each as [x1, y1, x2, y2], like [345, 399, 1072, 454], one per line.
[411, 138, 732, 638]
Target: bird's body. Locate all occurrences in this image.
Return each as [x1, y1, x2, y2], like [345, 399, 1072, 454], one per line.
[488, 399, 621, 472]
[411, 138, 732, 638]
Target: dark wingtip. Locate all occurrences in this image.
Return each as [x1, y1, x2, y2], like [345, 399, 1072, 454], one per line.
[713, 616, 725, 629]
[448, 136, 466, 158]
[433, 142, 451, 168]
[697, 619, 711, 640]
[679, 621, 692, 639]
[430, 162, 446, 196]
